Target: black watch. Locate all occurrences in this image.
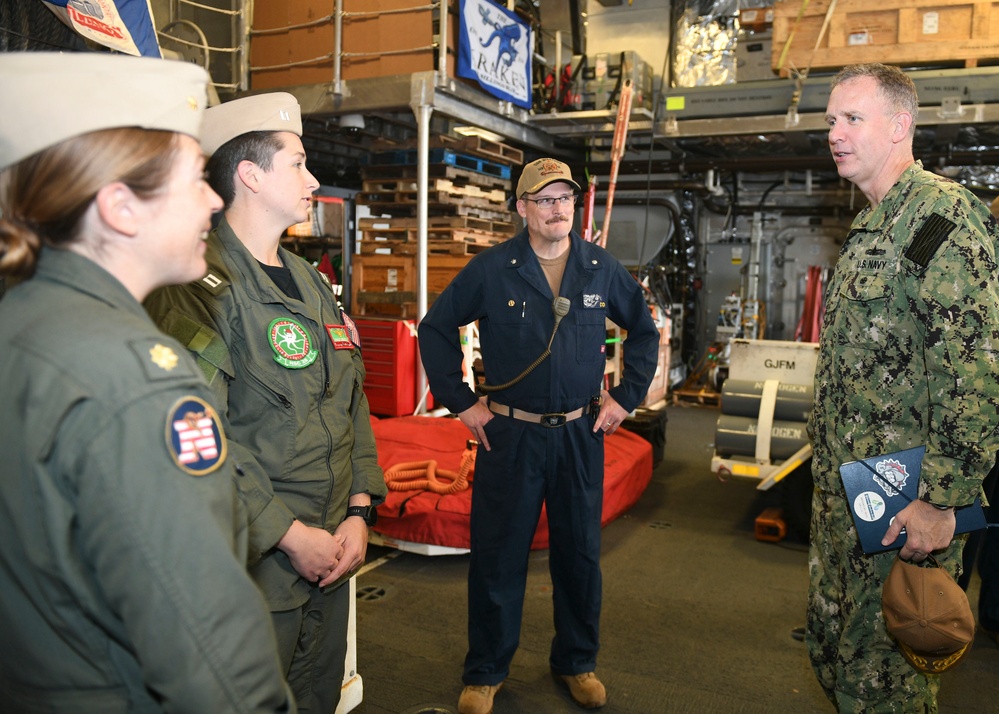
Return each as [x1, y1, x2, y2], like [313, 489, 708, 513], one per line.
[345, 504, 377, 527]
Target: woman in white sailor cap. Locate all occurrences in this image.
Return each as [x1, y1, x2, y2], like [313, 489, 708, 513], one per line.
[0, 52, 294, 713]
[146, 89, 387, 714]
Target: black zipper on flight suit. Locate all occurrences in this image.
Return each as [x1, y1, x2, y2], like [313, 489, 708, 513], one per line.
[317, 314, 338, 526]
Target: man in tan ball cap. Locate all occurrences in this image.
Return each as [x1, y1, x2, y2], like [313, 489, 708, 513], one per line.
[420, 157, 659, 713]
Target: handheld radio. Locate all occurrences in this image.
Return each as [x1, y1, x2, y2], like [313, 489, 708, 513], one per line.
[478, 297, 570, 393]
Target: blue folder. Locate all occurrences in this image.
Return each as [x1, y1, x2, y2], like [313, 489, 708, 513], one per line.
[839, 445, 987, 554]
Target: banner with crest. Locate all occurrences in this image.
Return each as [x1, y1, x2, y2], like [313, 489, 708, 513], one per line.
[43, 0, 160, 57]
[457, 0, 532, 109]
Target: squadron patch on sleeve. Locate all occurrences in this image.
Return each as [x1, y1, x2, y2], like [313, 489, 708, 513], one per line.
[166, 396, 227, 476]
[904, 213, 955, 268]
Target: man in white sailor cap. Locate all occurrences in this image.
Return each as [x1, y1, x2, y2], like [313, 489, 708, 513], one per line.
[146, 93, 387, 714]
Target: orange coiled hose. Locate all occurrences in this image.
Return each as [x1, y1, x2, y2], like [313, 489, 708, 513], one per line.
[384, 442, 477, 494]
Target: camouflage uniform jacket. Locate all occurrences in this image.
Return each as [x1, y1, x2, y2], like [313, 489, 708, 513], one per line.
[145, 218, 386, 611]
[811, 161, 999, 507]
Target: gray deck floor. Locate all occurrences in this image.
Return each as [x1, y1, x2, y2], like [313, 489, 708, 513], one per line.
[352, 404, 999, 713]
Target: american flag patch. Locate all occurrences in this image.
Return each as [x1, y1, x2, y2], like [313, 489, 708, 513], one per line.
[166, 396, 227, 476]
[340, 309, 361, 348]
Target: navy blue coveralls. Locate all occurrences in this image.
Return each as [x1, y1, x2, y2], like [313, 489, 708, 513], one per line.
[419, 228, 659, 685]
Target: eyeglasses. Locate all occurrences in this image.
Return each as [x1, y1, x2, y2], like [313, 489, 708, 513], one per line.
[521, 194, 577, 209]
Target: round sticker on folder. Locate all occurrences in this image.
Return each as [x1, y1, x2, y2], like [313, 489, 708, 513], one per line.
[854, 491, 887, 523]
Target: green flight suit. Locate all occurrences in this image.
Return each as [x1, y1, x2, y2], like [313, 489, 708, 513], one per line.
[0, 248, 292, 713]
[808, 162, 999, 712]
[145, 217, 386, 711]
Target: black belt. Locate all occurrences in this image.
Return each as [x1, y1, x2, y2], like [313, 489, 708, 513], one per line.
[488, 401, 586, 428]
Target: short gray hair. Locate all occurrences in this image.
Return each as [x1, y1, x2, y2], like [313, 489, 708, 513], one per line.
[831, 63, 918, 136]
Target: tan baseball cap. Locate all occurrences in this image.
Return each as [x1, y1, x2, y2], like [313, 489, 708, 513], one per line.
[516, 158, 581, 197]
[0, 51, 209, 171]
[882, 556, 975, 674]
[200, 92, 303, 157]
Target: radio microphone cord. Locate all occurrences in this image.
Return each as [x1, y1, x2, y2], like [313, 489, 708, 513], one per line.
[478, 297, 570, 393]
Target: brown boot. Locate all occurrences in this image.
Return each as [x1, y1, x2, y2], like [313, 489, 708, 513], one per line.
[457, 682, 503, 714]
[556, 671, 607, 709]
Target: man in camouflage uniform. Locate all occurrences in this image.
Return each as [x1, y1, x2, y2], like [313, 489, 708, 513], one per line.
[808, 63, 999, 712]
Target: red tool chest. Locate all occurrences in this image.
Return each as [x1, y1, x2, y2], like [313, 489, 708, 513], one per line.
[354, 317, 429, 417]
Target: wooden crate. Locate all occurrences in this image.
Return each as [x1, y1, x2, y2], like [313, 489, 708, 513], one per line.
[351, 253, 471, 317]
[251, 0, 459, 90]
[772, 0, 999, 77]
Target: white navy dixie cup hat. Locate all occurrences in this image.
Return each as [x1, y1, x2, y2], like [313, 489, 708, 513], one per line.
[199, 92, 303, 157]
[0, 51, 210, 171]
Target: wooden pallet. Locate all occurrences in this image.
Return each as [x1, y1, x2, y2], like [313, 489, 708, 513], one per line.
[359, 178, 507, 203]
[367, 149, 512, 179]
[452, 135, 524, 166]
[369, 133, 523, 166]
[672, 387, 720, 407]
[360, 226, 504, 245]
[443, 204, 515, 222]
[362, 203, 517, 222]
[360, 163, 512, 192]
[357, 190, 509, 211]
[359, 215, 516, 236]
[357, 238, 498, 256]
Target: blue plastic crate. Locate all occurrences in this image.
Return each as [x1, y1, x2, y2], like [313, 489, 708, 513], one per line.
[367, 148, 512, 180]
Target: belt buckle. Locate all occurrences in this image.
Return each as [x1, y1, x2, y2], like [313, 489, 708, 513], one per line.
[540, 412, 566, 428]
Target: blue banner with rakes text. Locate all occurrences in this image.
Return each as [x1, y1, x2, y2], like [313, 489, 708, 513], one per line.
[457, 0, 532, 109]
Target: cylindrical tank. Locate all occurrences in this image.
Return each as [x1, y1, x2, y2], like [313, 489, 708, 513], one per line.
[714, 414, 810, 459]
[720, 379, 813, 422]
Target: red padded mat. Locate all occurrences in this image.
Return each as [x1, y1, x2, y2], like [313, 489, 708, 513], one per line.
[371, 416, 653, 550]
